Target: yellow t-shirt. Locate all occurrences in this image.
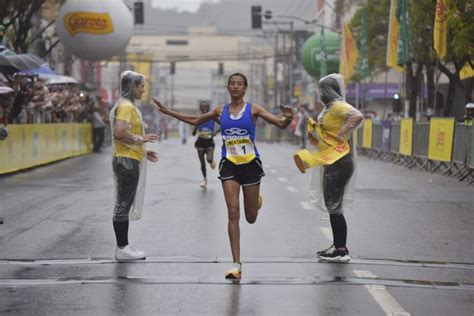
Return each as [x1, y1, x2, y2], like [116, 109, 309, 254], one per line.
[319, 101, 353, 137]
[112, 100, 145, 161]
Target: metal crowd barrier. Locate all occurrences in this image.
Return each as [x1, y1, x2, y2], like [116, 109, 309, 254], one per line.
[254, 115, 473, 185]
[355, 119, 473, 185]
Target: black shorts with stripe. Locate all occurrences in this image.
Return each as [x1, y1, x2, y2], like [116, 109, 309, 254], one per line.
[218, 158, 265, 186]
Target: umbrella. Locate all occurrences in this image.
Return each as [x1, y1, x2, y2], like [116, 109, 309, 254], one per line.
[19, 64, 58, 80]
[0, 54, 44, 71]
[0, 46, 16, 56]
[20, 65, 56, 75]
[46, 75, 78, 85]
[0, 86, 14, 94]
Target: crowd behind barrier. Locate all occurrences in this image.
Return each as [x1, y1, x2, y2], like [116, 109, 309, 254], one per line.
[0, 73, 111, 174]
[1, 74, 109, 126]
[356, 118, 473, 185]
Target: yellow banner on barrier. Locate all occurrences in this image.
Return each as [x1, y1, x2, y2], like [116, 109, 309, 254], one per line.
[0, 124, 93, 174]
[399, 118, 413, 156]
[362, 119, 372, 149]
[428, 118, 454, 162]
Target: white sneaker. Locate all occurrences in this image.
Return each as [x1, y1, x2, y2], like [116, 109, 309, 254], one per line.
[225, 262, 242, 280]
[115, 245, 146, 261]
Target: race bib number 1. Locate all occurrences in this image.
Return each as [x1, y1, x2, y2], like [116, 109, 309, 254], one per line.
[225, 137, 256, 164]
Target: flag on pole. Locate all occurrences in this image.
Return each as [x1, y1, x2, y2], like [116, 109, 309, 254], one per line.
[359, 7, 369, 79]
[386, 0, 403, 72]
[339, 22, 359, 81]
[396, 0, 410, 66]
[433, 0, 448, 59]
[460, 62, 474, 80]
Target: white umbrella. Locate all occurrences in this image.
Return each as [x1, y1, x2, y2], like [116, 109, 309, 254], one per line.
[46, 75, 78, 85]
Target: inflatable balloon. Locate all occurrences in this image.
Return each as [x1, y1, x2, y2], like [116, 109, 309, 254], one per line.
[301, 31, 340, 78]
[56, 0, 133, 60]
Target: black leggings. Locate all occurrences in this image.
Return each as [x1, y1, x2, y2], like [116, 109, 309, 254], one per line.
[323, 154, 354, 248]
[197, 147, 214, 179]
[112, 157, 140, 247]
[330, 214, 347, 248]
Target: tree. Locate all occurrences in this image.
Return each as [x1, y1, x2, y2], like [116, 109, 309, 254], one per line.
[1, 0, 47, 53]
[439, 0, 474, 115]
[350, 0, 473, 117]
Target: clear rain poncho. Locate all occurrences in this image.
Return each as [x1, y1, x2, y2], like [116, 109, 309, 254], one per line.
[109, 71, 147, 221]
[309, 73, 363, 215]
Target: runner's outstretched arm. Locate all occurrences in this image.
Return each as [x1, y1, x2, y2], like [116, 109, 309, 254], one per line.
[253, 104, 294, 129]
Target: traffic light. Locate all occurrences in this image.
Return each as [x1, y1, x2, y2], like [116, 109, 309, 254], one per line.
[392, 93, 402, 112]
[170, 62, 175, 75]
[251, 5, 262, 29]
[134, 2, 144, 24]
[218, 62, 224, 76]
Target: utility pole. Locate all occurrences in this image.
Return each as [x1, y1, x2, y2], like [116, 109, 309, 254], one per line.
[262, 57, 268, 108]
[288, 21, 294, 104]
[273, 33, 279, 106]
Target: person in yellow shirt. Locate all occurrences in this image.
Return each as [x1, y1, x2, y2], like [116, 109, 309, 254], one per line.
[308, 74, 363, 262]
[109, 71, 159, 261]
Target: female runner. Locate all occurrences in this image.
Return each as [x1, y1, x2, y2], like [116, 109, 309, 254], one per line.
[153, 73, 293, 279]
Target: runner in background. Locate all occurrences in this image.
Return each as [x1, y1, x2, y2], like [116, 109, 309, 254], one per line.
[192, 101, 220, 188]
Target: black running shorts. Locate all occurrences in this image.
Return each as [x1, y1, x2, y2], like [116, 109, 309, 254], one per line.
[218, 158, 265, 186]
[194, 137, 215, 150]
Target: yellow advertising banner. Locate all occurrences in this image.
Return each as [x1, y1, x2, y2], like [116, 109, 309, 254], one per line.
[428, 118, 455, 162]
[362, 119, 372, 149]
[0, 124, 93, 174]
[399, 118, 413, 156]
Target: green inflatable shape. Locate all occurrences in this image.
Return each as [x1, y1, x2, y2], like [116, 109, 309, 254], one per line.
[301, 31, 341, 78]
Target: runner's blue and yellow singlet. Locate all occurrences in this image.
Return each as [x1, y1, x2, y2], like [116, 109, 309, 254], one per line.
[197, 120, 215, 139]
[220, 103, 260, 165]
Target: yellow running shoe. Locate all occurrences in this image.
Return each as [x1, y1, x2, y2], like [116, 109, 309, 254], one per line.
[200, 179, 207, 188]
[257, 194, 263, 211]
[225, 263, 242, 280]
[210, 160, 216, 169]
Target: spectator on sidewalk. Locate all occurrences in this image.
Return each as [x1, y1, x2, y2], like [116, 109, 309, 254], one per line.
[91, 105, 106, 152]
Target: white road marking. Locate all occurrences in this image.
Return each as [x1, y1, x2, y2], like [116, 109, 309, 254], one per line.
[353, 270, 410, 316]
[300, 201, 317, 211]
[320, 216, 329, 220]
[287, 186, 298, 192]
[320, 227, 332, 241]
[278, 177, 288, 182]
[270, 169, 278, 173]
[264, 164, 270, 168]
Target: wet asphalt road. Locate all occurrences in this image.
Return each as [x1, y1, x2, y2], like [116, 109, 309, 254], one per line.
[0, 137, 473, 315]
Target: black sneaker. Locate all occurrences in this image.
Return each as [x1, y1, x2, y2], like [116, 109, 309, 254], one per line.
[318, 246, 350, 262]
[316, 244, 335, 256]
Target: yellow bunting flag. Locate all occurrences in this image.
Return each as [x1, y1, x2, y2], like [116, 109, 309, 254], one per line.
[433, 0, 449, 59]
[386, 0, 403, 72]
[339, 22, 359, 81]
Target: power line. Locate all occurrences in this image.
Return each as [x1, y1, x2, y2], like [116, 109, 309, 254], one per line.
[120, 52, 291, 63]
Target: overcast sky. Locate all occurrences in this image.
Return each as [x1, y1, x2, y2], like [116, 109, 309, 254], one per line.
[151, 0, 220, 12]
